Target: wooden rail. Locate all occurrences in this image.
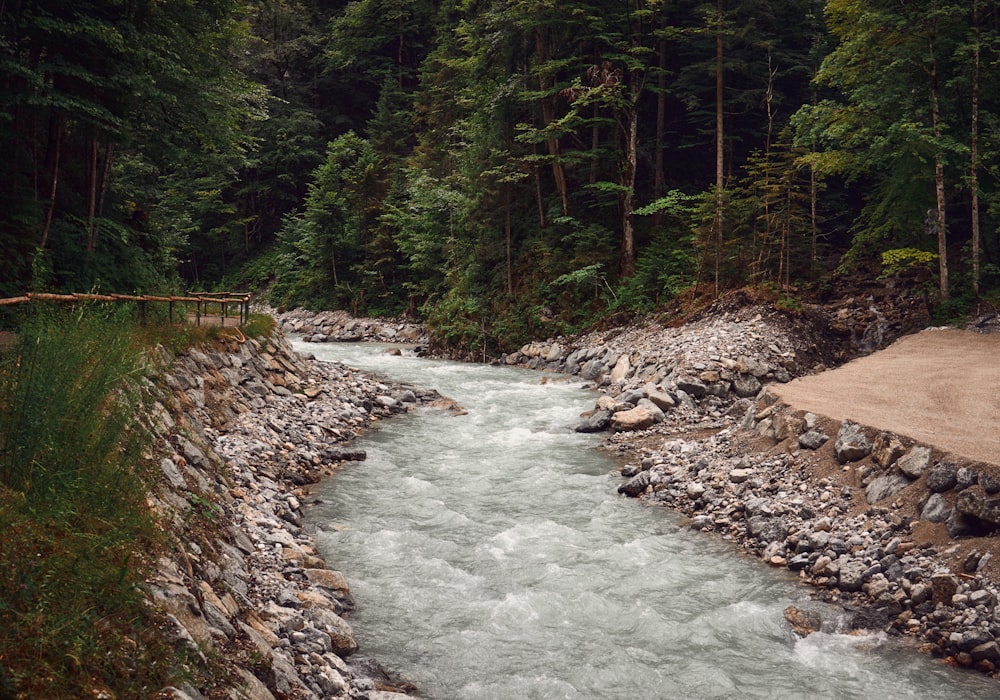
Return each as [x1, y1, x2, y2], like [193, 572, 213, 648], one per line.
[0, 291, 252, 326]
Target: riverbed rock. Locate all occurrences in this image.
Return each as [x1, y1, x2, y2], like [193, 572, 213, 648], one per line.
[575, 410, 613, 433]
[784, 606, 823, 637]
[610, 407, 655, 432]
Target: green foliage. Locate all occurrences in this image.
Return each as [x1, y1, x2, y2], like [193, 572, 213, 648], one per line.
[880, 247, 939, 279]
[0, 306, 192, 698]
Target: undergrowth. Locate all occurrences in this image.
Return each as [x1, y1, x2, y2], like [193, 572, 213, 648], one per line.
[0, 306, 210, 698]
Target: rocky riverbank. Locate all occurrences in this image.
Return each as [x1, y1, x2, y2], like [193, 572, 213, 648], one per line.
[148, 330, 434, 699]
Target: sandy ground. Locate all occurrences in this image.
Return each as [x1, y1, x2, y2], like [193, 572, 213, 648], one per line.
[771, 328, 1000, 466]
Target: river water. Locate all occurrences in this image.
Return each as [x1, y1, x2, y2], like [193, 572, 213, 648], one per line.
[297, 341, 999, 700]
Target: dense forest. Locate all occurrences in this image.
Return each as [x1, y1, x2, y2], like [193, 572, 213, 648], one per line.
[3, 0, 999, 350]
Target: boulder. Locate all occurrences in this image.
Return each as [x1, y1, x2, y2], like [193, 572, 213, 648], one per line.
[575, 410, 613, 433]
[896, 446, 932, 478]
[645, 388, 676, 411]
[834, 422, 872, 463]
[610, 354, 631, 384]
[838, 559, 868, 592]
[955, 486, 1000, 526]
[920, 493, 950, 523]
[798, 431, 828, 450]
[732, 374, 762, 398]
[871, 433, 905, 468]
[926, 463, 958, 493]
[865, 473, 912, 504]
[618, 471, 651, 497]
[610, 407, 655, 432]
[675, 376, 707, 399]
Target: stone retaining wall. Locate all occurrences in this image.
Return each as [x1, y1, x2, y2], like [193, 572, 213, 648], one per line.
[148, 331, 429, 699]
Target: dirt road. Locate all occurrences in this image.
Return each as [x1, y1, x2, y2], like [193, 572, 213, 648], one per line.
[770, 328, 1000, 465]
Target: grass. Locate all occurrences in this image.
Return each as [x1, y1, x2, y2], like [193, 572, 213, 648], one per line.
[0, 304, 231, 698]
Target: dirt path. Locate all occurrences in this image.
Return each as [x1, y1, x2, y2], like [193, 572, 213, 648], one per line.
[770, 328, 1000, 465]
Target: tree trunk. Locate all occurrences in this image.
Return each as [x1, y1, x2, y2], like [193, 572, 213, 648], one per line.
[505, 185, 513, 296]
[970, 0, 982, 296]
[713, 0, 724, 296]
[40, 115, 63, 250]
[620, 89, 638, 277]
[535, 28, 569, 217]
[653, 35, 667, 229]
[97, 142, 113, 217]
[929, 31, 948, 300]
[86, 137, 99, 253]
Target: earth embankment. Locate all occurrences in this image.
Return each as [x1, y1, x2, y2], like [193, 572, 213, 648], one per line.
[771, 328, 1000, 466]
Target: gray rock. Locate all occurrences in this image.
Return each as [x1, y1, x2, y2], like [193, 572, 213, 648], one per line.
[955, 486, 1000, 526]
[747, 516, 788, 545]
[618, 471, 651, 497]
[675, 376, 707, 398]
[926, 463, 958, 492]
[575, 410, 612, 433]
[838, 559, 868, 592]
[635, 398, 665, 423]
[798, 431, 828, 450]
[161, 457, 188, 489]
[920, 493, 950, 523]
[834, 422, 872, 463]
[732, 374, 762, 398]
[865, 473, 912, 504]
[896, 446, 932, 478]
[645, 388, 676, 411]
[956, 466, 979, 491]
[980, 471, 1000, 495]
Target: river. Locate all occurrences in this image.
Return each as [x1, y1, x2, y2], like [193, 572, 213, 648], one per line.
[296, 340, 999, 700]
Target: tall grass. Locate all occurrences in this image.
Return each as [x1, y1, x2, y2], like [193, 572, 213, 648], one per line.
[0, 306, 185, 698]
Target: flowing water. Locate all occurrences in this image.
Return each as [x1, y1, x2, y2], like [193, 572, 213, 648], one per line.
[297, 341, 999, 700]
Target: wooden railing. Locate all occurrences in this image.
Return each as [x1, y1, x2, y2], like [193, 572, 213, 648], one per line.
[0, 291, 253, 326]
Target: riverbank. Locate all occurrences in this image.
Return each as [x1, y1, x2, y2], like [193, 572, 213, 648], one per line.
[148, 330, 431, 699]
[277, 289, 1000, 683]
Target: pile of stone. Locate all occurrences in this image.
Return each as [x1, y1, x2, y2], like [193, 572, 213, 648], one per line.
[276, 308, 427, 345]
[505, 305, 834, 407]
[147, 331, 431, 699]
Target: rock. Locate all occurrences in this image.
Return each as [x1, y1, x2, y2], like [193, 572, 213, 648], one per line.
[686, 482, 706, 499]
[896, 446, 932, 479]
[925, 462, 958, 493]
[732, 375, 762, 398]
[798, 431, 828, 450]
[784, 606, 823, 637]
[865, 473, 911, 504]
[838, 559, 868, 592]
[729, 468, 752, 484]
[618, 471, 651, 497]
[872, 433, 905, 468]
[610, 354, 631, 384]
[610, 407, 655, 432]
[834, 422, 872, 463]
[635, 398, 666, 423]
[930, 572, 958, 605]
[955, 486, 1000, 526]
[675, 376, 707, 399]
[920, 493, 950, 523]
[645, 388, 676, 411]
[575, 410, 612, 433]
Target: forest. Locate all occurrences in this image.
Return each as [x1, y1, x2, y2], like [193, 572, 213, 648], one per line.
[2, 0, 999, 351]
